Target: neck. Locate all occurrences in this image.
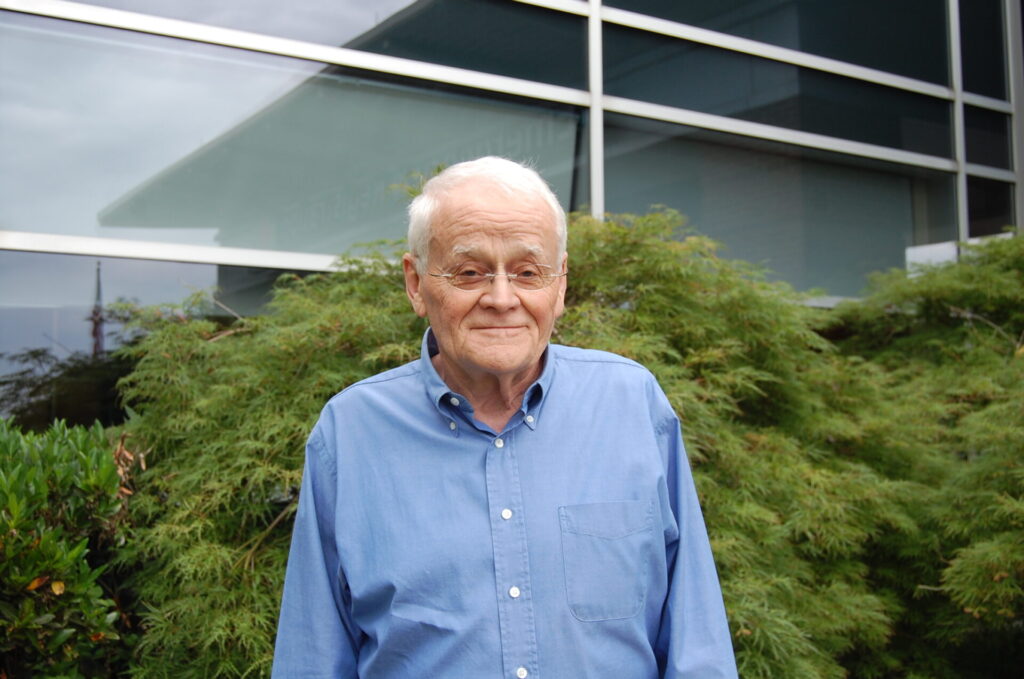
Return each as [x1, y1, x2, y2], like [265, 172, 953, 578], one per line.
[432, 354, 541, 431]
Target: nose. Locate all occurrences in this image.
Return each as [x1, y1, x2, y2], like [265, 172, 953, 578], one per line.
[479, 273, 521, 312]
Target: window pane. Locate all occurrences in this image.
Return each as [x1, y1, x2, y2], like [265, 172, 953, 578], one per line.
[967, 176, 1014, 237]
[605, 0, 949, 85]
[604, 114, 957, 296]
[0, 13, 583, 255]
[0, 251, 301, 428]
[965, 106, 1012, 169]
[604, 24, 952, 157]
[85, 0, 587, 88]
[960, 0, 1007, 99]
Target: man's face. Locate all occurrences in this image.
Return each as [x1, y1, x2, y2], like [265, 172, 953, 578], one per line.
[403, 179, 567, 385]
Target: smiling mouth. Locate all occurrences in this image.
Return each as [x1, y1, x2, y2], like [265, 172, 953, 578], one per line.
[473, 326, 526, 333]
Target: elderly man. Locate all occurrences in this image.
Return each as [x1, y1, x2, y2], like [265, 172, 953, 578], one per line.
[272, 157, 737, 678]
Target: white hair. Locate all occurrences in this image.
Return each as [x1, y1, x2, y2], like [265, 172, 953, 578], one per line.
[407, 157, 567, 272]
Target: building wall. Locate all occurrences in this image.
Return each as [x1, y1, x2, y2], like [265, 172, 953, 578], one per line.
[0, 0, 1020, 416]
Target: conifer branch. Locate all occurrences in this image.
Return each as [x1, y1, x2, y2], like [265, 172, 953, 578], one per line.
[232, 499, 297, 571]
[947, 305, 1016, 348]
[212, 297, 244, 321]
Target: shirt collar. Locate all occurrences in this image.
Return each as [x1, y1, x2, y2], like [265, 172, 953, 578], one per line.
[419, 327, 554, 432]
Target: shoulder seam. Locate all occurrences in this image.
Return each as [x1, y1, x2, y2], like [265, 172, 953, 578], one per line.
[337, 363, 422, 395]
[654, 413, 678, 437]
[557, 355, 646, 367]
[308, 425, 337, 477]
[553, 351, 649, 372]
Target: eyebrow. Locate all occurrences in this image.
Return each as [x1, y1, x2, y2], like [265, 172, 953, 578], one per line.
[449, 243, 545, 259]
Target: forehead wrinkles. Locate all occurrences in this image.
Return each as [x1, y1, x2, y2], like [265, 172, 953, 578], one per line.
[437, 180, 553, 227]
[438, 207, 552, 244]
[430, 191, 558, 263]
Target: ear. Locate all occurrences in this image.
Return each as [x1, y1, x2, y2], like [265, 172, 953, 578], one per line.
[554, 252, 568, 319]
[403, 253, 428, 318]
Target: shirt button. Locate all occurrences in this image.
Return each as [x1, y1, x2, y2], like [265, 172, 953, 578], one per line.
[449, 396, 460, 406]
[449, 421, 456, 431]
[501, 508, 513, 520]
[525, 415, 534, 424]
[516, 668, 528, 679]
[509, 586, 521, 598]
[494, 438, 504, 448]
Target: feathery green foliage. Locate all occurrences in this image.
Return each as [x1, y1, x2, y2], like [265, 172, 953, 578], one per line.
[826, 233, 1024, 676]
[114, 213, 1022, 677]
[115, 249, 420, 679]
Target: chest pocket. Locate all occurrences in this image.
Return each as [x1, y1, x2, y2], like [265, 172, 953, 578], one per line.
[558, 500, 653, 622]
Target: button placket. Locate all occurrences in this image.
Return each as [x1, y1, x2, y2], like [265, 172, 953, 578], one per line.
[484, 431, 539, 679]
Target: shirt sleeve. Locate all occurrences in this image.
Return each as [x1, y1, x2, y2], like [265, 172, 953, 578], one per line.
[651, 389, 739, 679]
[271, 422, 362, 678]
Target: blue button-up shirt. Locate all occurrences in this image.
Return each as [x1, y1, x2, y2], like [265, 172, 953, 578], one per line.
[272, 330, 737, 678]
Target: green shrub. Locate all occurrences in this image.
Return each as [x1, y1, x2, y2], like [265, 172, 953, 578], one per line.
[117, 213, 925, 678]
[826, 233, 1024, 677]
[114, 211, 1022, 677]
[0, 420, 136, 678]
[115, 250, 418, 678]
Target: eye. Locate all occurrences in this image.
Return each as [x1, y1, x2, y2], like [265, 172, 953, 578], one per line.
[448, 263, 491, 289]
[513, 263, 546, 279]
[453, 264, 486, 278]
[516, 267, 539, 279]
[510, 264, 549, 289]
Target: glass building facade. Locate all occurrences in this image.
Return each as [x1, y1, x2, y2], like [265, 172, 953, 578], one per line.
[1, 0, 1021, 420]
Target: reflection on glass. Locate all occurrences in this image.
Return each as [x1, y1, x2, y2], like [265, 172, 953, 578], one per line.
[603, 24, 952, 157]
[85, 0, 587, 88]
[89, 0, 418, 46]
[960, 0, 1007, 99]
[343, 0, 586, 88]
[0, 251, 304, 428]
[603, 113, 957, 296]
[964, 106, 1011, 169]
[967, 176, 1014, 237]
[0, 13, 583, 255]
[605, 0, 949, 85]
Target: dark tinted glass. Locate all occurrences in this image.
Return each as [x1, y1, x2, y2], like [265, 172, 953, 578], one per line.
[605, 0, 948, 84]
[967, 176, 1014, 237]
[347, 0, 586, 88]
[0, 251, 304, 430]
[603, 113, 957, 296]
[87, 0, 587, 88]
[964, 106, 1012, 169]
[604, 25, 952, 157]
[960, 0, 1007, 99]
